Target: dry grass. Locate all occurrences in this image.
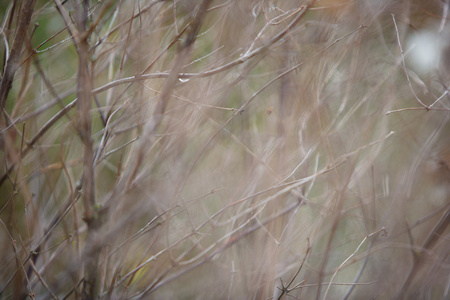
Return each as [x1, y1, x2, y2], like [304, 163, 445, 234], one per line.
[0, 0, 449, 299]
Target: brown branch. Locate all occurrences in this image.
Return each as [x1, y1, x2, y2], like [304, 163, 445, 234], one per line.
[396, 205, 450, 299]
[0, 0, 37, 111]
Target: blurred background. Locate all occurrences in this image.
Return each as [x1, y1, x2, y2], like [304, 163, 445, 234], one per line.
[0, 0, 449, 299]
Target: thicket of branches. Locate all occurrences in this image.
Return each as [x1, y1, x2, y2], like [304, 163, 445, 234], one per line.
[0, 0, 449, 299]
